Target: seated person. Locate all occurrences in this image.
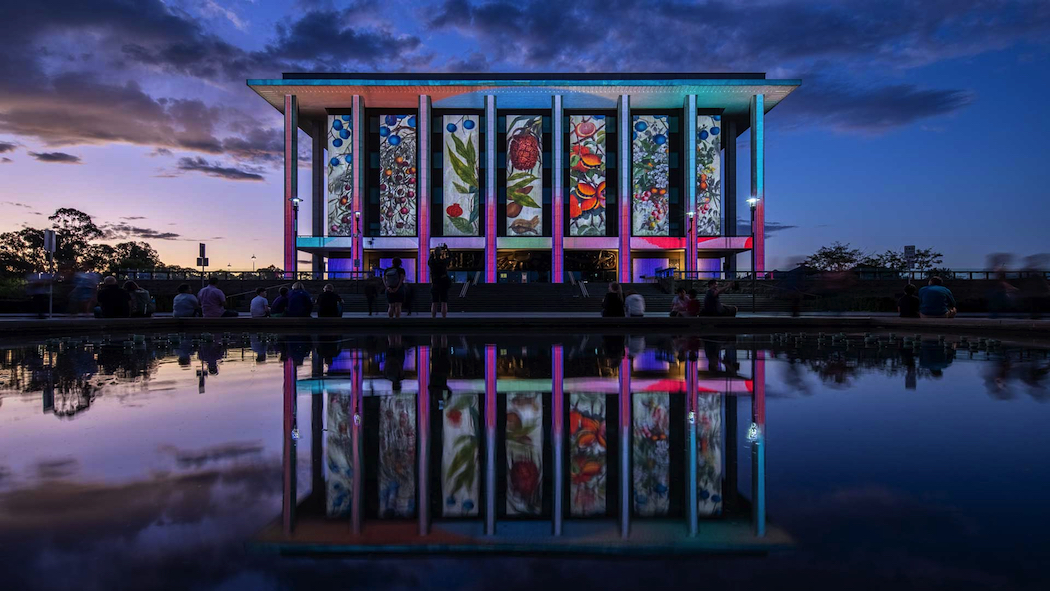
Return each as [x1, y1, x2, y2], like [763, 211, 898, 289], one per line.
[270, 287, 289, 317]
[918, 276, 957, 318]
[316, 284, 343, 318]
[897, 284, 921, 318]
[172, 283, 201, 318]
[685, 289, 701, 317]
[670, 287, 689, 317]
[700, 280, 738, 317]
[250, 287, 270, 318]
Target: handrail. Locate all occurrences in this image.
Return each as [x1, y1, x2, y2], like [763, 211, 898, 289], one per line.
[579, 280, 590, 298]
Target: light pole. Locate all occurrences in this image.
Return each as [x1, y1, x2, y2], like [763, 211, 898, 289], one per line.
[686, 210, 695, 285]
[251, 254, 256, 273]
[746, 197, 760, 314]
[290, 197, 302, 280]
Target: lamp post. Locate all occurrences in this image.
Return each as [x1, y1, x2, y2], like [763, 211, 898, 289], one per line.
[354, 210, 362, 279]
[251, 254, 256, 273]
[746, 197, 760, 314]
[290, 197, 302, 280]
[686, 210, 695, 285]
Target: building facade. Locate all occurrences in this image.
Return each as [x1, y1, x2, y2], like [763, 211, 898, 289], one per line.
[247, 73, 799, 283]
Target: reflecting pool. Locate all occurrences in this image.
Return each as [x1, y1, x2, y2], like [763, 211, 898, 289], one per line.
[1, 332, 1048, 589]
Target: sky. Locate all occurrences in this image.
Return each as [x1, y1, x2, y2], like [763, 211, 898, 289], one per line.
[0, 0, 1047, 270]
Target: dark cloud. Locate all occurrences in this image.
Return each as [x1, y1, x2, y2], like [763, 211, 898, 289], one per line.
[736, 218, 799, 237]
[1, 157, 11, 163]
[101, 222, 181, 241]
[1, 201, 35, 209]
[36, 458, 79, 480]
[28, 151, 81, 163]
[159, 441, 264, 469]
[120, 216, 147, 220]
[174, 156, 265, 182]
[0, 141, 15, 153]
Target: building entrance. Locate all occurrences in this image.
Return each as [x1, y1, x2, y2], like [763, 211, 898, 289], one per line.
[496, 250, 552, 283]
[565, 250, 618, 282]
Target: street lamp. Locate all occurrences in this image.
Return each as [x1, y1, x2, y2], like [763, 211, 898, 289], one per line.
[686, 211, 695, 284]
[746, 197, 760, 314]
[290, 197, 302, 279]
[251, 254, 256, 272]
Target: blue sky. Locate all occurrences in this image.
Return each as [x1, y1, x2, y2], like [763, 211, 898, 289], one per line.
[0, 0, 1047, 269]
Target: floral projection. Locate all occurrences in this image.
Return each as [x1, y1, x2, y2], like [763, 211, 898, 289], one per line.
[325, 391, 353, 517]
[697, 393, 723, 516]
[632, 392, 670, 516]
[631, 115, 670, 236]
[696, 115, 722, 236]
[506, 392, 543, 515]
[442, 393, 480, 516]
[443, 115, 480, 236]
[327, 114, 354, 237]
[569, 115, 607, 236]
[506, 115, 543, 236]
[378, 394, 416, 518]
[569, 393, 607, 516]
[379, 114, 417, 236]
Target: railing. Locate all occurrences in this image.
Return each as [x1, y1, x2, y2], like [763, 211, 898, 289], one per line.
[459, 271, 481, 298]
[117, 270, 377, 281]
[668, 270, 1050, 281]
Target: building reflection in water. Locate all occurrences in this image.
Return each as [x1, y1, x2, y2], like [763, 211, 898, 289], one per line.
[263, 335, 781, 554]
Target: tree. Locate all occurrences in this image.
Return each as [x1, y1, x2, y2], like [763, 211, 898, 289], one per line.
[803, 242, 864, 271]
[111, 241, 160, 270]
[0, 228, 46, 276]
[48, 208, 103, 270]
[863, 247, 943, 271]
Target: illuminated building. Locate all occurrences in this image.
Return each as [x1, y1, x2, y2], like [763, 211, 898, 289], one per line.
[247, 73, 800, 282]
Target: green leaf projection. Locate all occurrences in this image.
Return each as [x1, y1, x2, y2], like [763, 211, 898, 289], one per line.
[443, 115, 480, 236]
[506, 115, 543, 236]
[379, 114, 417, 237]
[569, 115, 607, 237]
[697, 115, 722, 236]
[442, 393, 480, 517]
[632, 115, 669, 236]
[506, 392, 543, 515]
[327, 115, 353, 237]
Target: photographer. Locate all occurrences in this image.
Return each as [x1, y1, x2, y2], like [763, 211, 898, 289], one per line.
[429, 244, 453, 318]
[700, 279, 739, 317]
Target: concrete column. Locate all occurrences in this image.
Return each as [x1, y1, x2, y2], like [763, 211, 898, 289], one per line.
[311, 120, 325, 278]
[352, 95, 365, 273]
[551, 344, 564, 535]
[618, 95, 631, 284]
[417, 346, 430, 535]
[281, 357, 296, 534]
[418, 96, 432, 282]
[684, 95, 698, 273]
[484, 344, 497, 534]
[552, 95, 564, 283]
[750, 95, 765, 275]
[686, 358, 698, 536]
[751, 349, 766, 537]
[723, 118, 738, 277]
[619, 354, 631, 539]
[351, 348, 363, 534]
[283, 95, 298, 278]
[485, 96, 497, 283]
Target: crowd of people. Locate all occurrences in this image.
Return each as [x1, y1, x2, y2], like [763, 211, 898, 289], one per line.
[897, 276, 958, 319]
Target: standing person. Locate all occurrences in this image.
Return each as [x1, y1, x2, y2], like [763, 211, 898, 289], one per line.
[897, 284, 921, 318]
[270, 287, 289, 317]
[364, 276, 379, 316]
[26, 273, 50, 318]
[316, 284, 343, 318]
[602, 282, 625, 317]
[125, 281, 155, 318]
[701, 280, 738, 317]
[429, 245, 452, 318]
[172, 283, 200, 318]
[685, 289, 702, 317]
[69, 272, 100, 316]
[670, 287, 689, 317]
[197, 277, 237, 318]
[625, 290, 645, 317]
[918, 276, 957, 318]
[286, 282, 313, 317]
[384, 258, 406, 318]
[97, 276, 132, 318]
[250, 287, 270, 318]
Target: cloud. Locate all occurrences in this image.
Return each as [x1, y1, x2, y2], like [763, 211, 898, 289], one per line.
[1, 201, 35, 209]
[120, 216, 146, 220]
[36, 458, 79, 480]
[28, 151, 81, 163]
[159, 441, 264, 469]
[174, 156, 265, 181]
[1, 158, 11, 163]
[736, 218, 799, 236]
[101, 222, 181, 241]
[0, 141, 15, 153]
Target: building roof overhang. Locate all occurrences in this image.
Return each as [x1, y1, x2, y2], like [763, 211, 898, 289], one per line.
[247, 73, 800, 137]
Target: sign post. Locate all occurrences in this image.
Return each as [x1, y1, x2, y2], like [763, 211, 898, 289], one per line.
[43, 230, 56, 319]
[904, 245, 916, 277]
[196, 243, 209, 287]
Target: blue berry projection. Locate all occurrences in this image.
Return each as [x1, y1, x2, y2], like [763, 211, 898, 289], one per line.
[696, 115, 722, 237]
[379, 114, 417, 237]
[327, 114, 354, 237]
[442, 115, 480, 236]
[632, 115, 670, 236]
[506, 115, 543, 236]
[569, 115, 607, 237]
